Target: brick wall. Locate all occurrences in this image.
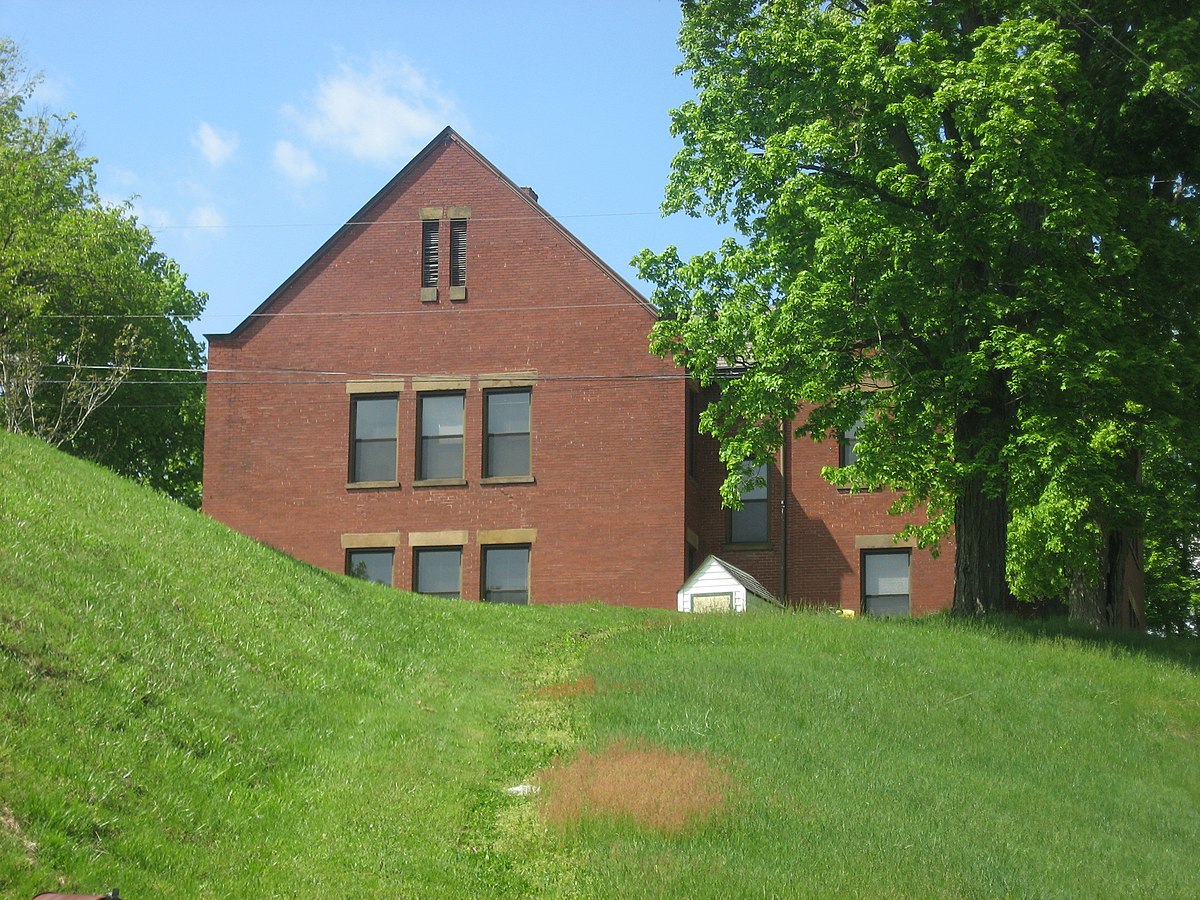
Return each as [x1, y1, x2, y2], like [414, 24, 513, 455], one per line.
[688, 392, 955, 614]
[204, 128, 956, 615]
[204, 131, 689, 608]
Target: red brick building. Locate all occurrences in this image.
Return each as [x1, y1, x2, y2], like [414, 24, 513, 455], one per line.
[203, 128, 953, 613]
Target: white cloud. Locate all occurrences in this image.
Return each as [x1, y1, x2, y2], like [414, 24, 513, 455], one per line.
[30, 74, 69, 108]
[274, 140, 321, 186]
[106, 167, 143, 192]
[188, 205, 226, 229]
[285, 55, 462, 167]
[193, 122, 238, 168]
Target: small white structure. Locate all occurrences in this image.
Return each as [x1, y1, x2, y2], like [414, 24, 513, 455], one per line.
[677, 555, 780, 613]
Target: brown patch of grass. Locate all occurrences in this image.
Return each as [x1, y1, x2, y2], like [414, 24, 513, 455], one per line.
[536, 674, 596, 700]
[1, 805, 38, 865]
[535, 740, 732, 833]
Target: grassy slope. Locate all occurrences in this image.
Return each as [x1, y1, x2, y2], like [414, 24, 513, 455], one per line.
[0, 431, 644, 896]
[2, 430, 1199, 897]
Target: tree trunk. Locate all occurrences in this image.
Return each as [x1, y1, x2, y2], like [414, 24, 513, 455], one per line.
[1069, 527, 1146, 629]
[951, 390, 1013, 617]
[952, 469, 1010, 616]
[1068, 448, 1147, 630]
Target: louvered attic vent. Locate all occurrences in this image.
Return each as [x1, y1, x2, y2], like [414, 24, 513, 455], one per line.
[421, 219, 439, 288]
[450, 218, 467, 287]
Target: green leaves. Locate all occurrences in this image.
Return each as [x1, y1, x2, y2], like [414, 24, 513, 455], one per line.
[640, 1, 1200, 622]
[0, 38, 206, 506]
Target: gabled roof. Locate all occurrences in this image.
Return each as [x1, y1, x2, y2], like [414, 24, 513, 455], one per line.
[208, 126, 656, 342]
[679, 554, 779, 605]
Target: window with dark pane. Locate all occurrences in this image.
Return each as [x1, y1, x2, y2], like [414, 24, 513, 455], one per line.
[863, 550, 911, 616]
[414, 547, 462, 598]
[418, 392, 464, 480]
[484, 388, 530, 477]
[729, 460, 769, 544]
[349, 395, 397, 483]
[347, 548, 394, 587]
[840, 418, 861, 467]
[687, 388, 699, 479]
[421, 219, 439, 288]
[482, 545, 529, 604]
[449, 218, 467, 286]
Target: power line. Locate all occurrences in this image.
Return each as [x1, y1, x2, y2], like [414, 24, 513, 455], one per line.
[40, 301, 652, 321]
[47, 362, 696, 384]
[146, 209, 663, 233]
[1043, 0, 1200, 117]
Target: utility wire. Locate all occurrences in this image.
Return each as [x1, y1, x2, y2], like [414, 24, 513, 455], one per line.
[1043, 0, 1200, 117]
[45, 362, 696, 383]
[40, 302, 651, 320]
[146, 209, 664, 233]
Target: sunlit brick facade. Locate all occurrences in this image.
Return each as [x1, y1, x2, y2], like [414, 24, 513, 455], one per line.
[203, 128, 954, 613]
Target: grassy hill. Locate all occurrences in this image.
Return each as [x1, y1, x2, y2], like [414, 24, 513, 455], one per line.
[2, 430, 1198, 897]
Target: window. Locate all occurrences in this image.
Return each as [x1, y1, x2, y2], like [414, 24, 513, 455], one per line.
[863, 550, 911, 616]
[421, 219, 439, 288]
[450, 218, 467, 287]
[413, 547, 462, 598]
[418, 392, 465, 480]
[349, 395, 397, 483]
[840, 418, 861, 467]
[347, 548, 394, 586]
[729, 461, 769, 544]
[482, 545, 529, 604]
[484, 388, 531, 478]
[687, 388, 700, 479]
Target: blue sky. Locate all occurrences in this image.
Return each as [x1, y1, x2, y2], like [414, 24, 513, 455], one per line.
[2, 1, 728, 348]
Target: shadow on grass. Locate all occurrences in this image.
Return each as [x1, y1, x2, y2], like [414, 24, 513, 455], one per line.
[933, 611, 1200, 673]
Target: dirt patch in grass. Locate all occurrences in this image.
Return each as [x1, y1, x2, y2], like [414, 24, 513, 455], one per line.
[536, 674, 596, 700]
[535, 740, 732, 833]
[1, 805, 38, 865]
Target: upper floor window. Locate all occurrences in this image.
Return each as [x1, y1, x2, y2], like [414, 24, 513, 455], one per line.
[349, 395, 397, 483]
[687, 387, 700, 479]
[484, 388, 531, 478]
[729, 461, 769, 544]
[347, 548, 394, 587]
[840, 418, 861, 467]
[482, 544, 530, 604]
[414, 546, 462, 598]
[418, 392, 465, 481]
[862, 550, 911, 616]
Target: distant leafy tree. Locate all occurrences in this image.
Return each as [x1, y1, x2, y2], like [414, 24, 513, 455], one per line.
[637, 1, 1200, 623]
[0, 38, 206, 506]
[1142, 441, 1200, 635]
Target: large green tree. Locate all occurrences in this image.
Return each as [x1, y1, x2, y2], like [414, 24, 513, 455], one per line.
[0, 39, 206, 506]
[638, 1, 1200, 622]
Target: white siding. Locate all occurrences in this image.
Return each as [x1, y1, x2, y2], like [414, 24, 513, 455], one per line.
[678, 559, 748, 612]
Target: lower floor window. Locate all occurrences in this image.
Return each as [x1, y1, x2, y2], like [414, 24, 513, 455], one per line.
[482, 545, 529, 604]
[414, 547, 462, 598]
[863, 549, 910, 616]
[347, 548, 394, 587]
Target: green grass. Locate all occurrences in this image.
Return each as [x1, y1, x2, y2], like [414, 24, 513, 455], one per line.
[2, 430, 1199, 897]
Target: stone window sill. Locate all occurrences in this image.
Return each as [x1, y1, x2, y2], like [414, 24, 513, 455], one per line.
[413, 478, 468, 489]
[346, 480, 400, 491]
[480, 475, 535, 486]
